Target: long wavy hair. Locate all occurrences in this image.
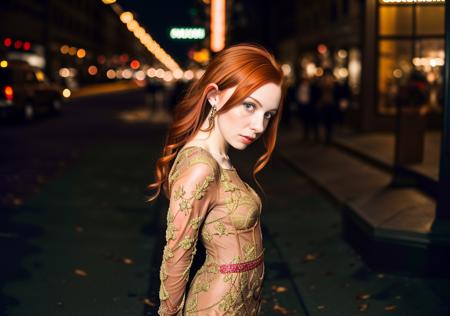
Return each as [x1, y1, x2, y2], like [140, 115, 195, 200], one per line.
[148, 43, 285, 201]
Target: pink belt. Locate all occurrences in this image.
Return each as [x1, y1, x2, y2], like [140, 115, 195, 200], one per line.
[219, 253, 264, 274]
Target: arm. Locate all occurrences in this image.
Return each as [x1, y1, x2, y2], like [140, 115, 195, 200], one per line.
[158, 162, 217, 315]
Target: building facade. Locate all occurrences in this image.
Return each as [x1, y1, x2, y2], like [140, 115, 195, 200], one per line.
[361, 0, 445, 131]
[274, 0, 445, 132]
[0, 0, 155, 85]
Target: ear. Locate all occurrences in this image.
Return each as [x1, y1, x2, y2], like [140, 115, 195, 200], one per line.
[205, 83, 220, 107]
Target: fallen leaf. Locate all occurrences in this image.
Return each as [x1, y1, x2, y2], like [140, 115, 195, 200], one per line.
[358, 303, 368, 311]
[143, 298, 156, 307]
[273, 303, 289, 314]
[303, 252, 320, 262]
[317, 305, 325, 310]
[384, 304, 397, 311]
[123, 257, 134, 265]
[356, 293, 371, 300]
[271, 285, 287, 293]
[74, 269, 87, 277]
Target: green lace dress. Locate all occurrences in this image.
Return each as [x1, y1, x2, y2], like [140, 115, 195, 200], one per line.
[158, 146, 264, 315]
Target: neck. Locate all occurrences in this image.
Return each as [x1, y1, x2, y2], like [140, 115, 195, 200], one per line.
[187, 115, 231, 167]
[193, 116, 228, 155]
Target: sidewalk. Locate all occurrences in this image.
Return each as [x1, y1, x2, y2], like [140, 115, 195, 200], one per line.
[275, 123, 447, 272]
[272, 121, 450, 316]
[241, 135, 450, 315]
[333, 130, 441, 183]
[256, 154, 450, 316]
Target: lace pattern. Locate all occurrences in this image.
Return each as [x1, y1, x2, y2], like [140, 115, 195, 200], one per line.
[158, 147, 264, 316]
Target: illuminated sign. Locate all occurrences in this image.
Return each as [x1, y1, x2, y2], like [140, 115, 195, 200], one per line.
[169, 28, 206, 40]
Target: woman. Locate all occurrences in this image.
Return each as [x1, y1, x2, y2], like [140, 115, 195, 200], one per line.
[148, 43, 285, 315]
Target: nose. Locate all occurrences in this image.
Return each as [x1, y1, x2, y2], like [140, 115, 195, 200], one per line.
[250, 113, 265, 134]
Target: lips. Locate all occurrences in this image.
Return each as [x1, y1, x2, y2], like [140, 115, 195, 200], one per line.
[240, 135, 255, 144]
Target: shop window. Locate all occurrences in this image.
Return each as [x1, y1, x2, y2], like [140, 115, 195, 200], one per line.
[416, 6, 445, 36]
[414, 39, 445, 111]
[377, 2, 444, 114]
[378, 40, 413, 114]
[379, 6, 413, 36]
[348, 48, 361, 95]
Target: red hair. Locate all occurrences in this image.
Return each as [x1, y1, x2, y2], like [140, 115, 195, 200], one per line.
[148, 43, 285, 201]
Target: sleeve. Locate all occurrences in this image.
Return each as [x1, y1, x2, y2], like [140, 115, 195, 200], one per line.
[158, 162, 217, 316]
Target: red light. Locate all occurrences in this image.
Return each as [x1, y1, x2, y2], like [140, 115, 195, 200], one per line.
[14, 40, 22, 49]
[23, 41, 31, 51]
[4, 86, 14, 101]
[4, 38, 12, 47]
[130, 60, 140, 69]
[317, 44, 328, 55]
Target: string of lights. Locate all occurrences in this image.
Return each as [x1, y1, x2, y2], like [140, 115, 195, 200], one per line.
[101, 0, 182, 72]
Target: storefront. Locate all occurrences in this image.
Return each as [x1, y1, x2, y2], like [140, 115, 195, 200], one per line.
[361, 0, 445, 131]
[377, 0, 445, 115]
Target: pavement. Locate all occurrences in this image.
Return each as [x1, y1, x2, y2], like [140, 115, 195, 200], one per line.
[332, 130, 441, 182]
[1, 87, 450, 315]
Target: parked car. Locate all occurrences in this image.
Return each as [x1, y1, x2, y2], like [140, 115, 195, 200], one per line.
[0, 60, 63, 121]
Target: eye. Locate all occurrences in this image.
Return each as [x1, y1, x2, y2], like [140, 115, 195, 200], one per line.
[243, 101, 256, 112]
[264, 112, 276, 119]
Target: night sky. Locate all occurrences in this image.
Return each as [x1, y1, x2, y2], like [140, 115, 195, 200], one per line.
[119, 0, 199, 66]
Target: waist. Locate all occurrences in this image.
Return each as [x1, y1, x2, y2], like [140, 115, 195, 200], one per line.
[219, 252, 264, 274]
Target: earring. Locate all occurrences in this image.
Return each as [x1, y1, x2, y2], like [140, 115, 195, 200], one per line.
[209, 105, 217, 128]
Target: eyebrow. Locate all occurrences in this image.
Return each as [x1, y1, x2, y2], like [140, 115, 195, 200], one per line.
[247, 96, 278, 112]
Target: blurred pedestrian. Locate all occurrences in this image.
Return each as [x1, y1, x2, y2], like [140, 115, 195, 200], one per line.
[318, 69, 337, 144]
[334, 79, 351, 125]
[148, 44, 285, 316]
[296, 77, 319, 143]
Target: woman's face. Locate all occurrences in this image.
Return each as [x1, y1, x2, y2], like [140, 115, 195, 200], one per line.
[216, 82, 282, 150]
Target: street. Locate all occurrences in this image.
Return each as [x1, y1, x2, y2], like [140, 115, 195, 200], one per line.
[1, 90, 449, 316]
